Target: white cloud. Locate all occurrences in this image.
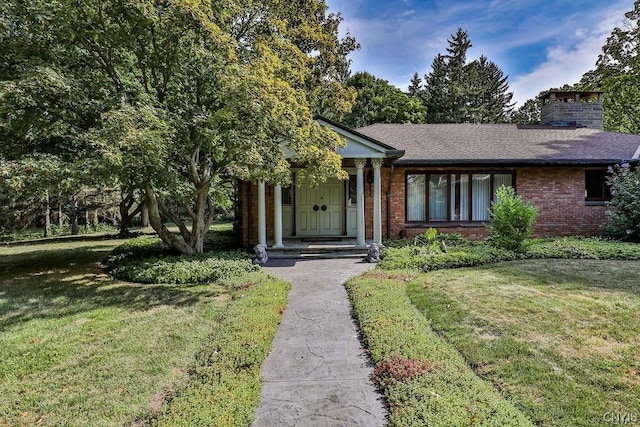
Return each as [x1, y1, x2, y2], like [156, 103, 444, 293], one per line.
[510, 3, 630, 106]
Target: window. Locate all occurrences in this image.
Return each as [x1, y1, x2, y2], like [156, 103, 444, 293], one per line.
[406, 172, 513, 223]
[585, 170, 611, 202]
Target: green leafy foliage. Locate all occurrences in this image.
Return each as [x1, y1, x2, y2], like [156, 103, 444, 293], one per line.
[345, 273, 533, 426]
[527, 237, 640, 259]
[578, 1, 640, 133]
[107, 236, 257, 285]
[487, 185, 537, 252]
[1, 0, 357, 254]
[342, 71, 426, 127]
[604, 163, 640, 240]
[381, 236, 640, 271]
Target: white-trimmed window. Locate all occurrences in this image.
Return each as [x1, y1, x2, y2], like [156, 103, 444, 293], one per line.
[406, 172, 514, 222]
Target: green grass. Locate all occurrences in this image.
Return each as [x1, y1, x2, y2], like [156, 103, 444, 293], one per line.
[0, 237, 288, 426]
[406, 259, 640, 426]
[346, 271, 533, 426]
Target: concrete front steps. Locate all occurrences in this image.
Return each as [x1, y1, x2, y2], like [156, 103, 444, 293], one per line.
[264, 238, 371, 259]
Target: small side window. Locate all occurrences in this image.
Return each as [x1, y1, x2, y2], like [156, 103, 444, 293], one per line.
[585, 170, 611, 202]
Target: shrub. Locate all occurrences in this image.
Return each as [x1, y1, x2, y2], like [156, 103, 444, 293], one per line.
[379, 242, 520, 271]
[107, 236, 258, 285]
[345, 274, 534, 426]
[486, 185, 537, 252]
[604, 163, 640, 241]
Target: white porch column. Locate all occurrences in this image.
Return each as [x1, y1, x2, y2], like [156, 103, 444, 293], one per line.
[258, 181, 266, 246]
[372, 158, 383, 245]
[355, 159, 366, 248]
[273, 184, 283, 248]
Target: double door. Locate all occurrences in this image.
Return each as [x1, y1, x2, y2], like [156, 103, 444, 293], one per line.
[296, 177, 344, 236]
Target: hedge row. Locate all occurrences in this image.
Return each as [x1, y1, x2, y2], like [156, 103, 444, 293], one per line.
[345, 273, 533, 426]
[379, 237, 640, 272]
[150, 272, 290, 426]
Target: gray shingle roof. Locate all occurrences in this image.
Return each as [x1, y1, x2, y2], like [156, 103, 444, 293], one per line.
[356, 123, 640, 165]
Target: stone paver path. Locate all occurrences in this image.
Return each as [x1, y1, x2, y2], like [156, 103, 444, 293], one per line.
[252, 257, 386, 427]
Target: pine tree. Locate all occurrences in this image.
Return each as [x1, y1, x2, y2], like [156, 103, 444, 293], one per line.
[408, 72, 423, 97]
[466, 56, 514, 123]
[421, 28, 514, 124]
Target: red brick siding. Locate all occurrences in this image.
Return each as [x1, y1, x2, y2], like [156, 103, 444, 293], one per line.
[240, 165, 609, 246]
[516, 167, 607, 237]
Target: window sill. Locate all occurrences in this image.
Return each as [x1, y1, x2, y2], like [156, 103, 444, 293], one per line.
[585, 200, 609, 206]
[405, 221, 487, 228]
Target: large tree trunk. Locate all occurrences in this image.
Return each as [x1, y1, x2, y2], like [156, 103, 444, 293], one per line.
[145, 186, 195, 254]
[144, 183, 215, 254]
[118, 193, 142, 235]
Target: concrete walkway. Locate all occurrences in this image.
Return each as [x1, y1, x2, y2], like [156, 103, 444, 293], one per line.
[252, 258, 387, 427]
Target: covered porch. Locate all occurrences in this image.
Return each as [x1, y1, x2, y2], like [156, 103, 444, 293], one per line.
[242, 117, 403, 249]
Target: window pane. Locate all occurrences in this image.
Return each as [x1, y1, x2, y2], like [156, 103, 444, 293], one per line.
[585, 170, 610, 200]
[429, 175, 447, 221]
[407, 174, 426, 221]
[493, 174, 513, 202]
[472, 174, 491, 221]
[348, 175, 357, 205]
[450, 174, 469, 221]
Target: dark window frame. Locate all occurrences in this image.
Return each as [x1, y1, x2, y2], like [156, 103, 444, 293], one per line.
[585, 169, 611, 204]
[404, 171, 516, 224]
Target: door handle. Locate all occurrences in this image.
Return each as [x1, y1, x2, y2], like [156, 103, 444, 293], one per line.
[321, 205, 327, 211]
[313, 205, 319, 211]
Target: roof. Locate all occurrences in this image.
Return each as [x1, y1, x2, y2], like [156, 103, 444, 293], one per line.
[355, 123, 640, 166]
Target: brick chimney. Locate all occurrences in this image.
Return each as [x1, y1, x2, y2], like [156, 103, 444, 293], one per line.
[540, 90, 604, 129]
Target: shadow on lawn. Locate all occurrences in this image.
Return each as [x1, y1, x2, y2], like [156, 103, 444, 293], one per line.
[488, 258, 640, 297]
[0, 241, 226, 331]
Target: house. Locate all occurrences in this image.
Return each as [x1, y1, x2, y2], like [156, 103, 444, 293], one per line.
[238, 90, 640, 248]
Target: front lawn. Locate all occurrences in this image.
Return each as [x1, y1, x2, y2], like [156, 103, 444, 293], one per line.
[0, 238, 288, 426]
[347, 254, 640, 426]
[407, 259, 640, 426]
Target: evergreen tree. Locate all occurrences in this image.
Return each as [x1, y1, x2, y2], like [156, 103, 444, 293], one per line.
[466, 56, 514, 123]
[408, 72, 423, 97]
[424, 54, 452, 123]
[421, 28, 514, 124]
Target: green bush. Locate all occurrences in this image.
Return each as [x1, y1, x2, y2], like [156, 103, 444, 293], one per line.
[346, 274, 533, 426]
[527, 237, 640, 260]
[379, 243, 520, 271]
[107, 236, 258, 285]
[486, 185, 537, 252]
[604, 163, 640, 241]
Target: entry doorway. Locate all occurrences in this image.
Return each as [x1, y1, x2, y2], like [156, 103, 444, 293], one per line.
[296, 176, 344, 236]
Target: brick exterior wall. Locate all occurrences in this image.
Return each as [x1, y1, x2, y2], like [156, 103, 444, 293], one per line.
[516, 167, 608, 237]
[239, 165, 610, 246]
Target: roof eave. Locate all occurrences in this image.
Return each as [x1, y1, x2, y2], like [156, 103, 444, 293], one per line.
[392, 158, 640, 167]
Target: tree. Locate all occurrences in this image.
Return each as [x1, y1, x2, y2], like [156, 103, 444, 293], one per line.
[421, 28, 513, 123]
[342, 71, 426, 127]
[466, 55, 514, 123]
[579, 0, 640, 133]
[510, 98, 541, 124]
[408, 72, 423, 98]
[1, 0, 357, 253]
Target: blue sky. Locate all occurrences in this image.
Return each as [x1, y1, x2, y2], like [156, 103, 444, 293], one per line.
[325, 0, 635, 107]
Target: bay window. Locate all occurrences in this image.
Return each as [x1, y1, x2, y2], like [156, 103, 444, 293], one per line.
[406, 172, 514, 223]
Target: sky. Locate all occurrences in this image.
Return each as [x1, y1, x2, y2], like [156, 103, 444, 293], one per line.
[324, 0, 635, 107]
